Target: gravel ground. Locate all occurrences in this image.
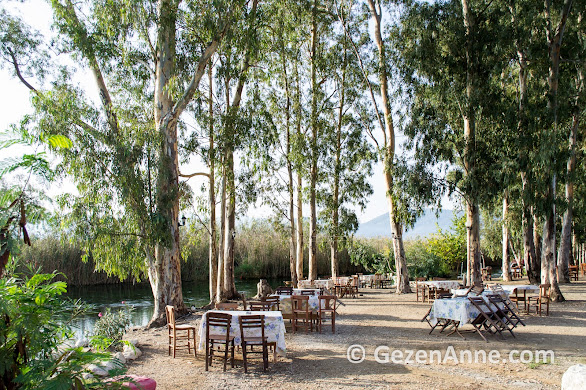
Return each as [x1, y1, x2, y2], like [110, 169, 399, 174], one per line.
[124, 280, 586, 389]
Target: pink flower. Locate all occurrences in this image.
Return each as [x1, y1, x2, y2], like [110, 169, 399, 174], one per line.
[121, 301, 125, 304]
[98, 312, 103, 317]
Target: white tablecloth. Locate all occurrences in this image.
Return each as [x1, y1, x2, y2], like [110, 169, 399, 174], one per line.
[298, 279, 334, 289]
[292, 288, 320, 296]
[197, 310, 287, 356]
[271, 294, 320, 313]
[422, 280, 462, 290]
[499, 285, 540, 295]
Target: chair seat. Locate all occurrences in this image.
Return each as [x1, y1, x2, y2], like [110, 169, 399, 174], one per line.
[173, 324, 196, 330]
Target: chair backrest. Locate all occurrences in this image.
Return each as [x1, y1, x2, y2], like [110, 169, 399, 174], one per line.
[471, 284, 484, 296]
[276, 286, 293, 295]
[432, 277, 446, 281]
[318, 295, 337, 311]
[206, 312, 232, 339]
[300, 289, 315, 296]
[539, 283, 551, 298]
[415, 277, 426, 284]
[262, 295, 280, 304]
[291, 295, 309, 311]
[239, 314, 265, 342]
[248, 301, 272, 311]
[165, 305, 176, 327]
[215, 302, 239, 311]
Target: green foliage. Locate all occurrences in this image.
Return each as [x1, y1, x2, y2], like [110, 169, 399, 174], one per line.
[426, 213, 467, 271]
[348, 240, 392, 274]
[0, 268, 117, 389]
[404, 240, 452, 279]
[89, 304, 134, 352]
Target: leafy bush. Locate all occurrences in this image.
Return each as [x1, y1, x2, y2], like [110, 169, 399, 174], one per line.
[348, 240, 393, 274]
[404, 240, 452, 278]
[89, 304, 134, 352]
[0, 268, 120, 389]
[426, 214, 467, 271]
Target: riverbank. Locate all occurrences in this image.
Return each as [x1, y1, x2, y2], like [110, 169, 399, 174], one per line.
[122, 281, 586, 389]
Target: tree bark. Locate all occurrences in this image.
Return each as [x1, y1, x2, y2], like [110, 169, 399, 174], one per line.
[557, 60, 582, 283]
[542, 210, 565, 301]
[308, 0, 319, 282]
[367, 0, 410, 293]
[208, 64, 218, 302]
[282, 44, 298, 288]
[216, 172, 226, 302]
[502, 191, 511, 281]
[296, 172, 304, 284]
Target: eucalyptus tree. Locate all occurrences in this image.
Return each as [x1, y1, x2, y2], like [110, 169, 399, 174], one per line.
[2, 0, 248, 326]
[319, 4, 374, 279]
[393, 0, 513, 287]
[557, 7, 585, 283]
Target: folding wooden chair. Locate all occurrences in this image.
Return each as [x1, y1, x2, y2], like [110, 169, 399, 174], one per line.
[467, 297, 506, 342]
[486, 294, 525, 329]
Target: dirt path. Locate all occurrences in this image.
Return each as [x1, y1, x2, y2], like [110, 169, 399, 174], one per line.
[124, 280, 586, 389]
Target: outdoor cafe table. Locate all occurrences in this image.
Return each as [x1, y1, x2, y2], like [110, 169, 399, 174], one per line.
[197, 310, 287, 356]
[422, 280, 462, 290]
[427, 296, 505, 338]
[298, 279, 334, 289]
[292, 288, 320, 296]
[498, 285, 539, 311]
[271, 294, 320, 314]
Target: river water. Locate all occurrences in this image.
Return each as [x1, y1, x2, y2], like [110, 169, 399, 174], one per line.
[66, 279, 282, 340]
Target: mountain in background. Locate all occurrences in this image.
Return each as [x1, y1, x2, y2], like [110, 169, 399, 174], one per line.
[356, 209, 462, 239]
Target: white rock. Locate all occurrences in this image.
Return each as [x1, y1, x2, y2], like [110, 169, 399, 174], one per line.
[102, 359, 123, 373]
[86, 364, 108, 377]
[122, 345, 142, 360]
[113, 352, 126, 364]
[127, 339, 139, 346]
[561, 364, 586, 390]
[81, 373, 94, 380]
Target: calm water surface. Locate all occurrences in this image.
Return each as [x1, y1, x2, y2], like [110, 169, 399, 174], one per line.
[65, 279, 283, 340]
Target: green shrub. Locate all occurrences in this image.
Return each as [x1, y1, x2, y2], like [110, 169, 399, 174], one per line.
[0, 267, 122, 389]
[89, 304, 134, 352]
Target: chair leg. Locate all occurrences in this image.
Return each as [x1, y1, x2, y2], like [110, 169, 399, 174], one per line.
[172, 330, 177, 358]
[242, 342, 248, 373]
[223, 341, 228, 372]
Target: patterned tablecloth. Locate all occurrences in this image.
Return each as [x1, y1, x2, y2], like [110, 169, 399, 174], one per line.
[271, 294, 320, 314]
[197, 310, 287, 356]
[427, 297, 504, 326]
[298, 279, 334, 289]
[499, 285, 540, 295]
[292, 288, 320, 296]
[422, 280, 462, 290]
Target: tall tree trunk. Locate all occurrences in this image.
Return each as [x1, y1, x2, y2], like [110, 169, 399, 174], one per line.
[522, 185, 540, 283]
[308, 0, 319, 282]
[208, 64, 217, 302]
[367, 0, 410, 293]
[282, 45, 298, 288]
[296, 172, 304, 284]
[223, 146, 237, 298]
[295, 63, 304, 285]
[216, 172, 226, 302]
[557, 59, 582, 283]
[461, 0, 482, 287]
[148, 1, 184, 327]
[542, 0, 572, 301]
[502, 191, 511, 281]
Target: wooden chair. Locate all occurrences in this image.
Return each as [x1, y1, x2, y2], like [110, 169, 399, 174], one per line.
[205, 312, 235, 371]
[299, 289, 315, 296]
[248, 301, 272, 311]
[470, 283, 484, 296]
[165, 305, 197, 358]
[415, 277, 427, 302]
[291, 295, 311, 333]
[569, 265, 579, 281]
[238, 315, 269, 373]
[421, 294, 452, 334]
[482, 266, 492, 281]
[215, 302, 239, 311]
[262, 295, 280, 310]
[467, 297, 506, 342]
[581, 263, 586, 276]
[486, 294, 525, 330]
[276, 286, 293, 295]
[527, 284, 551, 316]
[317, 295, 337, 333]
